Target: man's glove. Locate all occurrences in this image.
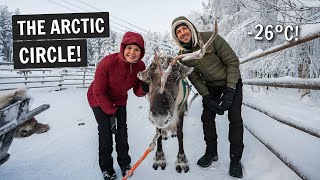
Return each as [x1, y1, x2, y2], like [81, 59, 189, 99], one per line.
[220, 87, 236, 111]
[109, 115, 119, 134]
[141, 82, 149, 93]
[202, 94, 224, 115]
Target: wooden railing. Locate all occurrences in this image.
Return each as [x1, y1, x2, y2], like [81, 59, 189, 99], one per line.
[242, 78, 320, 90]
[239, 32, 320, 180]
[0, 65, 95, 91]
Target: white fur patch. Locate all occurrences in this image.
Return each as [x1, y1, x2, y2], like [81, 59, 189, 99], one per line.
[0, 88, 27, 109]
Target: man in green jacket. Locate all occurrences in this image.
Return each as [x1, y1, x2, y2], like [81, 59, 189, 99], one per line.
[171, 16, 244, 178]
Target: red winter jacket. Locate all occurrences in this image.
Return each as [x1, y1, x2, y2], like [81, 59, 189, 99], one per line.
[87, 32, 147, 115]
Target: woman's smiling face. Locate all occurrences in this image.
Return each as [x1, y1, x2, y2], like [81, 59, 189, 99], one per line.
[123, 44, 141, 63]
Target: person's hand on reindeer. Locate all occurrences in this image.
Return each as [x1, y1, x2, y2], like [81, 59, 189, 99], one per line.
[202, 94, 224, 115]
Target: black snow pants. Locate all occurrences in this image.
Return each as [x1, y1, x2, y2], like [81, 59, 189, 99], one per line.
[92, 106, 131, 172]
[201, 79, 244, 162]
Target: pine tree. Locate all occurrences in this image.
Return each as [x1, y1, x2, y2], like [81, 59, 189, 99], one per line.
[0, 5, 13, 62]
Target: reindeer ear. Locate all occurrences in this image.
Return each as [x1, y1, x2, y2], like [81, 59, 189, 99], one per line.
[137, 69, 151, 83]
[179, 64, 194, 79]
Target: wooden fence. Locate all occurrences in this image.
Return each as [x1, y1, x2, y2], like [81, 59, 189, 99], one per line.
[0, 65, 95, 91]
[239, 32, 320, 180]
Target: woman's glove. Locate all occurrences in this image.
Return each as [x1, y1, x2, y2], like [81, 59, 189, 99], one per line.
[141, 82, 149, 93]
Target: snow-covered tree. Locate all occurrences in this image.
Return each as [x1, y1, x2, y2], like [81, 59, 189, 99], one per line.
[142, 31, 178, 66]
[0, 5, 13, 62]
[86, 30, 121, 66]
[184, 0, 319, 99]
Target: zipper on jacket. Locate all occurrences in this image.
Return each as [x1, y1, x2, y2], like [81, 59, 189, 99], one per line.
[121, 63, 131, 94]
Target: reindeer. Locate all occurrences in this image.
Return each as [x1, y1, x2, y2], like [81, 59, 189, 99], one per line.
[0, 89, 50, 138]
[137, 20, 218, 173]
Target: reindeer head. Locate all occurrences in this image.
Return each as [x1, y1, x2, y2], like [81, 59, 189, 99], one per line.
[138, 52, 193, 128]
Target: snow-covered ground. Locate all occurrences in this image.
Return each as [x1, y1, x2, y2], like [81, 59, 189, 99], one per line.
[0, 85, 319, 180]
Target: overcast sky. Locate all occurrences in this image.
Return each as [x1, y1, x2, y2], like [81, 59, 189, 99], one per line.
[1, 0, 203, 33]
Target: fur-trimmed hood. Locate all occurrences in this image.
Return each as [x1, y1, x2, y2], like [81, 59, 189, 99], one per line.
[118, 31, 145, 63]
[171, 16, 199, 51]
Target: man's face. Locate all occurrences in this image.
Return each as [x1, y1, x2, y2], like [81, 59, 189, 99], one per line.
[175, 25, 192, 44]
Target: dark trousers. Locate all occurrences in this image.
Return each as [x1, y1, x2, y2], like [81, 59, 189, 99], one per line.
[92, 106, 131, 172]
[201, 79, 244, 162]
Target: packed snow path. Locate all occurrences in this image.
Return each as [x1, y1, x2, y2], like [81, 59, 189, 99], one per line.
[0, 87, 319, 180]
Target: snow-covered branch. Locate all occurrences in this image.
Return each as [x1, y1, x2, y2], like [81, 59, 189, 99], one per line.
[240, 31, 320, 64]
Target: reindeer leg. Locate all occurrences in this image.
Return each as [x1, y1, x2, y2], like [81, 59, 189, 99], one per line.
[175, 113, 189, 173]
[171, 131, 177, 138]
[153, 128, 166, 170]
[161, 129, 168, 140]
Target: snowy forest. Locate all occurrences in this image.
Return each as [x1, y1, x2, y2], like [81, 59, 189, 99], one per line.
[0, 0, 320, 88]
[1, 1, 320, 180]
[1, 0, 319, 76]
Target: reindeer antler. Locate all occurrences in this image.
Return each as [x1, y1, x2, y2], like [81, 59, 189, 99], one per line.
[154, 50, 172, 94]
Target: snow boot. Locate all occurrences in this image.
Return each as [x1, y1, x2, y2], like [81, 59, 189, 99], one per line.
[229, 160, 243, 178]
[102, 169, 117, 180]
[197, 152, 218, 168]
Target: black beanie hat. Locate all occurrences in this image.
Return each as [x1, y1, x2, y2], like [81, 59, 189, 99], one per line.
[174, 23, 188, 34]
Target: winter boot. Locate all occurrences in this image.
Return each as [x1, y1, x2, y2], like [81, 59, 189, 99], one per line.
[199, 115, 218, 168]
[121, 165, 132, 177]
[197, 152, 218, 168]
[102, 169, 117, 180]
[229, 160, 243, 178]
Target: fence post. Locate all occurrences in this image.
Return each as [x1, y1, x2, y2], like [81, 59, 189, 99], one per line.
[83, 67, 87, 86]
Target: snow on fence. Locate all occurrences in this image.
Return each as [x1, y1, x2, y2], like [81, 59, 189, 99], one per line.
[242, 77, 320, 90]
[0, 65, 95, 91]
[243, 101, 320, 139]
[244, 124, 308, 180]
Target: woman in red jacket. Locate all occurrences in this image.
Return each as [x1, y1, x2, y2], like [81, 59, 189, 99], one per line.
[87, 32, 149, 180]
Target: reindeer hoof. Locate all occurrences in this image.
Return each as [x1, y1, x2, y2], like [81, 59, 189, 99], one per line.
[153, 161, 166, 170]
[171, 133, 177, 138]
[152, 163, 158, 170]
[175, 153, 189, 173]
[176, 166, 182, 173]
[175, 164, 189, 173]
[163, 136, 168, 140]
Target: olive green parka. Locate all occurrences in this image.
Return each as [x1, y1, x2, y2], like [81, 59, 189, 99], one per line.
[171, 16, 241, 97]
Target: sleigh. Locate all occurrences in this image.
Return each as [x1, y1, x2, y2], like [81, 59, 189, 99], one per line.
[0, 98, 49, 166]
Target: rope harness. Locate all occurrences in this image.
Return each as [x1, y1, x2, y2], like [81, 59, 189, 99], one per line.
[122, 132, 161, 180]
